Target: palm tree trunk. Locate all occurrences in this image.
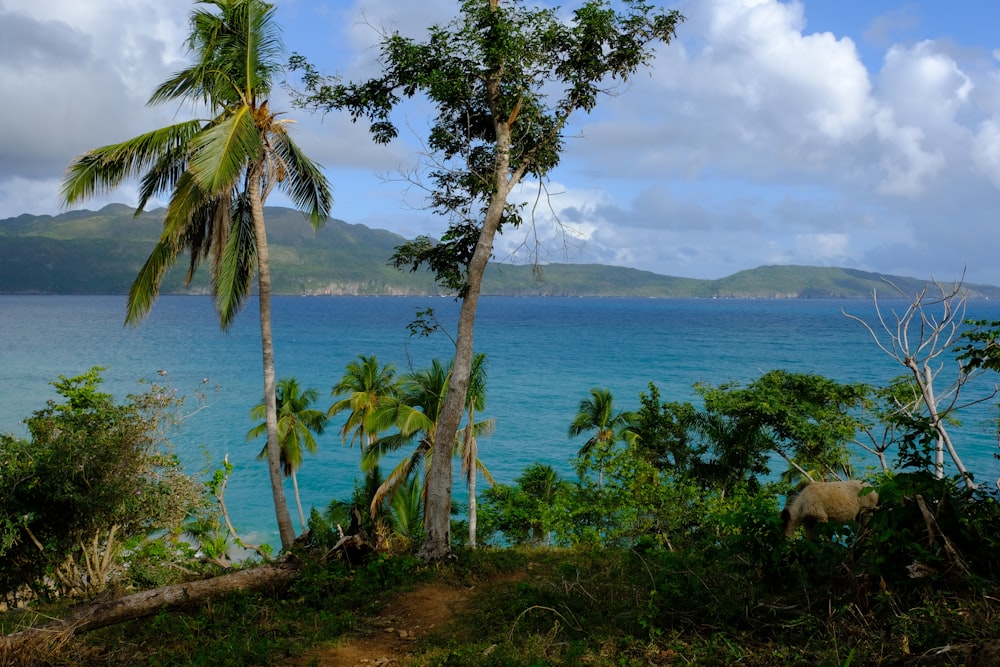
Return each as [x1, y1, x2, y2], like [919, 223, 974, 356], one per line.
[468, 463, 477, 549]
[291, 470, 306, 534]
[250, 177, 296, 550]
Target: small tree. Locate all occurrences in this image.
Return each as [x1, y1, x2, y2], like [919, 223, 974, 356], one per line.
[248, 377, 328, 534]
[629, 383, 704, 475]
[569, 387, 635, 489]
[294, 0, 683, 560]
[0, 368, 204, 603]
[479, 462, 565, 546]
[695, 370, 868, 492]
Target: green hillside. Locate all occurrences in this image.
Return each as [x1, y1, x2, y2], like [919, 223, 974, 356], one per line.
[2, 204, 997, 299]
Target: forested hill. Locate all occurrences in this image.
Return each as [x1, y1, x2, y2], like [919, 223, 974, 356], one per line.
[2, 204, 998, 299]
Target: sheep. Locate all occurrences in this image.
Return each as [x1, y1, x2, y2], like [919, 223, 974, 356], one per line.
[781, 480, 878, 539]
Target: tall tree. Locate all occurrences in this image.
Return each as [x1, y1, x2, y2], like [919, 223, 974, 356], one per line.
[248, 377, 328, 533]
[294, 0, 682, 559]
[62, 0, 332, 550]
[569, 387, 634, 489]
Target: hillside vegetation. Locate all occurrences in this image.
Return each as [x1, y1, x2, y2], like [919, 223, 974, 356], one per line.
[2, 204, 996, 299]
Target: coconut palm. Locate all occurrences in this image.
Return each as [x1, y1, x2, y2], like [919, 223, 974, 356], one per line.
[328, 354, 399, 451]
[364, 359, 451, 515]
[365, 358, 495, 525]
[61, 0, 332, 550]
[248, 377, 328, 533]
[387, 474, 424, 545]
[329, 354, 399, 530]
[569, 388, 635, 489]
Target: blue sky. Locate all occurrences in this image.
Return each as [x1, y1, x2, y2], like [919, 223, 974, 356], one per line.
[3, 0, 1000, 286]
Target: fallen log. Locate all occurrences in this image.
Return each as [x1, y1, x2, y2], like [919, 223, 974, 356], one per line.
[1, 556, 301, 657]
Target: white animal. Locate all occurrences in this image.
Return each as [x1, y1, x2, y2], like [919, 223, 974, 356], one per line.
[781, 480, 878, 539]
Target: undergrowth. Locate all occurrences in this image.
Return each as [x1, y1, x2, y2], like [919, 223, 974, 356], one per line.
[3, 540, 999, 666]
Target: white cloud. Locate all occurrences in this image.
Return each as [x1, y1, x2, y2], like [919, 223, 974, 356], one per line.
[972, 119, 1000, 187]
[0, 1, 188, 212]
[793, 233, 850, 265]
[4, 0, 1000, 285]
[878, 41, 974, 132]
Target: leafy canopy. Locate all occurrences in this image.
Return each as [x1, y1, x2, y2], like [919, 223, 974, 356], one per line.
[293, 0, 683, 293]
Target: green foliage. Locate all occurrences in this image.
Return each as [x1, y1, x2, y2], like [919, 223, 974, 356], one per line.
[388, 474, 425, 542]
[955, 318, 1000, 373]
[554, 447, 709, 550]
[248, 377, 328, 474]
[696, 370, 869, 487]
[630, 383, 704, 474]
[854, 471, 1000, 590]
[119, 533, 200, 591]
[479, 463, 567, 546]
[0, 368, 204, 603]
[568, 387, 635, 488]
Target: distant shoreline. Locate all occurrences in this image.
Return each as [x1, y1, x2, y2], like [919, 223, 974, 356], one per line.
[3, 204, 998, 300]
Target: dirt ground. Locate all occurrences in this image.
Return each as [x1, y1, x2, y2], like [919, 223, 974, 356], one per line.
[290, 581, 475, 666]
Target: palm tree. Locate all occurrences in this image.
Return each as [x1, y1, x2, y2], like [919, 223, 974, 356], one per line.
[690, 411, 773, 498]
[364, 359, 451, 515]
[364, 358, 495, 528]
[461, 353, 495, 548]
[569, 388, 634, 489]
[248, 377, 328, 533]
[329, 355, 399, 528]
[61, 0, 332, 550]
[328, 355, 399, 451]
[387, 474, 424, 546]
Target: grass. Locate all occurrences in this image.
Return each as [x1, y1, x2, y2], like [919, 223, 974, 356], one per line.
[2, 544, 999, 666]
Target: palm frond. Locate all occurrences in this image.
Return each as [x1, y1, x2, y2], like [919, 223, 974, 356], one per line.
[62, 121, 202, 205]
[126, 239, 179, 326]
[135, 141, 193, 212]
[472, 417, 496, 438]
[246, 421, 267, 441]
[189, 107, 261, 194]
[370, 443, 427, 516]
[147, 65, 214, 107]
[272, 132, 333, 225]
[214, 194, 256, 328]
[363, 431, 418, 465]
[476, 458, 497, 487]
[236, 0, 284, 98]
[388, 475, 423, 538]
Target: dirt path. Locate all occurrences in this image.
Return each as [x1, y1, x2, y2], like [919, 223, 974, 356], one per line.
[290, 581, 475, 666]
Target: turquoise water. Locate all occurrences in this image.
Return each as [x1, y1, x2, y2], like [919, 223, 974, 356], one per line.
[3, 295, 999, 547]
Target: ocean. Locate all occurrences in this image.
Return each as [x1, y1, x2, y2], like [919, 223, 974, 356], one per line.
[3, 294, 999, 547]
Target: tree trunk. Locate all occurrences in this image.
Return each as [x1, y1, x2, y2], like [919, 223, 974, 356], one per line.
[909, 358, 975, 489]
[250, 178, 297, 550]
[468, 434, 478, 549]
[0, 559, 300, 652]
[419, 101, 515, 560]
[292, 470, 307, 534]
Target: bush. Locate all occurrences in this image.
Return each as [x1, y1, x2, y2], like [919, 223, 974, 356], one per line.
[0, 368, 205, 604]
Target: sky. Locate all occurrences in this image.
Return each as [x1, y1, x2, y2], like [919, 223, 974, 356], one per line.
[2, 1, 1000, 285]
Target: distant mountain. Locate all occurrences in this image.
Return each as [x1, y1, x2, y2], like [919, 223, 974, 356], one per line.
[3, 204, 998, 299]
